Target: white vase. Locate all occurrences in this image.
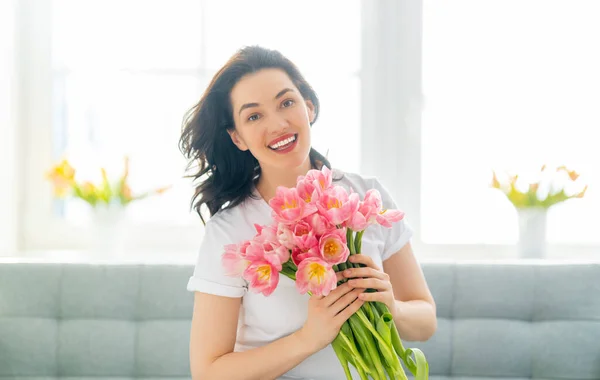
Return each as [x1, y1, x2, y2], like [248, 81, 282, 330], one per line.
[89, 202, 126, 257]
[517, 208, 547, 259]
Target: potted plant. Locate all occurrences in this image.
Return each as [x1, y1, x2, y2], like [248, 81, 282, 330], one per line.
[490, 165, 587, 258]
[46, 156, 171, 255]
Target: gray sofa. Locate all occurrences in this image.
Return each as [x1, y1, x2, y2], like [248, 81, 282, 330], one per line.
[1, 260, 599, 379]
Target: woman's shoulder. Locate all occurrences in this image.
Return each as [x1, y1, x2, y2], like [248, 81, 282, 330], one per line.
[332, 168, 384, 193]
[332, 168, 399, 210]
[206, 199, 254, 230]
[202, 192, 269, 242]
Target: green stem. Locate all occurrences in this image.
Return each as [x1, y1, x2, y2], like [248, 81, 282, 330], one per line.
[334, 329, 371, 375]
[351, 356, 370, 380]
[280, 269, 296, 281]
[353, 308, 399, 370]
[355, 230, 364, 254]
[347, 228, 356, 255]
[331, 338, 354, 380]
[373, 305, 406, 377]
[347, 228, 362, 269]
[373, 302, 408, 361]
[373, 302, 429, 380]
[349, 314, 386, 380]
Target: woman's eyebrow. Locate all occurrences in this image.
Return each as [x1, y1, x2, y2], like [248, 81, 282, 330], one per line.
[238, 88, 295, 116]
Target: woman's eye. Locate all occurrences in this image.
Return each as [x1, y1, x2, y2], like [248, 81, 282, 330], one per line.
[247, 114, 260, 122]
[282, 99, 295, 108]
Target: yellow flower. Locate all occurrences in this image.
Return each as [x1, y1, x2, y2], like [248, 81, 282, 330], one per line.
[490, 165, 588, 209]
[556, 165, 579, 181]
[81, 181, 97, 196]
[46, 159, 75, 181]
[122, 183, 133, 201]
[155, 185, 172, 195]
[575, 185, 588, 199]
[49, 178, 71, 197]
[490, 171, 501, 189]
[46, 159, 76, 198]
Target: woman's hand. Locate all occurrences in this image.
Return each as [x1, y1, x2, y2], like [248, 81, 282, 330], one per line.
[296, 276, 365, 353]
[343, 254, 398, 316]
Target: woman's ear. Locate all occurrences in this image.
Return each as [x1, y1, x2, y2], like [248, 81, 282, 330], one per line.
[227, 129, 249, 151]
[305, 100, 316, 124]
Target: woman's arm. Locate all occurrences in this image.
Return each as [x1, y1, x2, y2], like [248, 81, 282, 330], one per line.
[382, 242, 437, 342]
[190, 280, 365, 380]
[189, 292, 313, 380]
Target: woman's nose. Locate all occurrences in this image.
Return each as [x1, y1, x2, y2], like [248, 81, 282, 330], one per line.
[269, 113, 291, 134]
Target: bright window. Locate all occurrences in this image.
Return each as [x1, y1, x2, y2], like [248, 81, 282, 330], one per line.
[421, 0, 600, 245]
[50, 0, 361, 228]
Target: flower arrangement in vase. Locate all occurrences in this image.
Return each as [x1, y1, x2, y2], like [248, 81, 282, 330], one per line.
[46, 156, 171, 255]
[490, 165, 587, 258]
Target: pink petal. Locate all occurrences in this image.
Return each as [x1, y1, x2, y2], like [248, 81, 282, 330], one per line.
[295, 258, 337, 296]
[376, 209, 405, 228]
[243, 261, 280, 297]
[222, 253, 250, 276]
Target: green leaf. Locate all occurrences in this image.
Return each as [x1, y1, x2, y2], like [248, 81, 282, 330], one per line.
[371, 308, 403, 375]
[363, 302, 375, 324]
[349, 313, 387, 380]
[405, 348, 429, 380]
[331, 338, 354, 380]
[375, 311, 392, 345]
[335, 328, 371, 375]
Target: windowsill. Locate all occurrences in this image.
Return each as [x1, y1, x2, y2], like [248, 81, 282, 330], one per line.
[413, 242, 600, 263]
[0, 248, 198, 264]
[1, 243, 599, 265]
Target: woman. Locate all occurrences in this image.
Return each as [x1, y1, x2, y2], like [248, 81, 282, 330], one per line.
[180, 45, 436, 380]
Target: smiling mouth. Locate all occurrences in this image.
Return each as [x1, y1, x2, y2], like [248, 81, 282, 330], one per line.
[268, 134, 298, 151]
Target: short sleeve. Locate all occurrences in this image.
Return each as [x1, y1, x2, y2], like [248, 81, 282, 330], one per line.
[186, 218, 248, 297]
[372, 177, 414, 261]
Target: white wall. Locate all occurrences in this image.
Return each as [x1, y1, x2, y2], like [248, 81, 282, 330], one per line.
[0, 0, 19, 255]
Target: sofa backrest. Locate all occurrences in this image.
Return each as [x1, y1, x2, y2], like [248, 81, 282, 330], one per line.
[1, 261, 599, 379]
[406, 262, 600, 380]
[0, 262, 193, 378]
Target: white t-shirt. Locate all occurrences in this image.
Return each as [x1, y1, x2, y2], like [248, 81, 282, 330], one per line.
[186, 169, 414, 380]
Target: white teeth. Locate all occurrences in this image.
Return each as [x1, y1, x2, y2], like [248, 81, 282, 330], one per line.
[269, 135, 297, 149]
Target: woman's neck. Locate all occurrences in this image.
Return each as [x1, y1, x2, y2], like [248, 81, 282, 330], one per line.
[256, 156, 314, 202]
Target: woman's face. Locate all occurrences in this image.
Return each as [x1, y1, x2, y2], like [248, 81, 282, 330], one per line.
[228, 68, 315, 170]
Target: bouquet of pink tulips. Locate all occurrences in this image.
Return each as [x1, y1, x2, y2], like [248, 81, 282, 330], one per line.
[222, 167, 429, 379]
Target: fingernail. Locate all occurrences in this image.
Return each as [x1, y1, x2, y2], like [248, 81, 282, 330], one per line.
[344, 269, 352, 276]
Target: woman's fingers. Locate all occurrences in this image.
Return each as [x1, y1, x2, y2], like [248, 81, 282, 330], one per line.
[343, 266, 388, 281]
[348, 254, 380, 270]
[348, 278, 391, 291]
[358, 291, 387, 303]
[334, 296, 365, 327]
[322, 282, 354, 307]
[330, 287, 365, 315]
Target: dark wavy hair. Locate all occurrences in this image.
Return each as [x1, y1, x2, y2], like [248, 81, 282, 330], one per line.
[179, 46, 333, 224]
